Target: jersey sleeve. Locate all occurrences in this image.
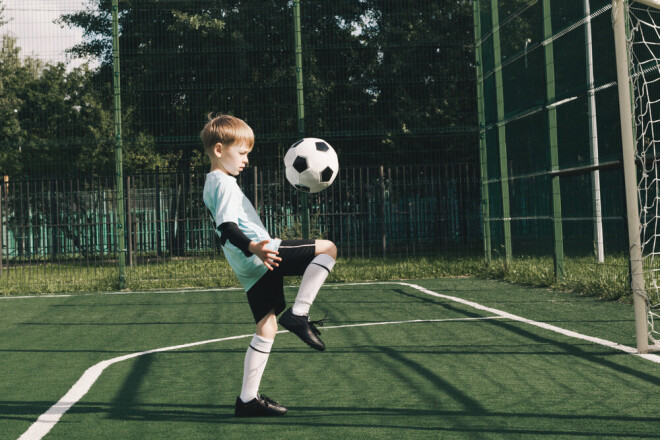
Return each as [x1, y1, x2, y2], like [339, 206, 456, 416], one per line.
[218, 222, 253, 257]
[211, 181, 240, 227]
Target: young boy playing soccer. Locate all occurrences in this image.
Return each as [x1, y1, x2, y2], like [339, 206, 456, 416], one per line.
[201, 114, 337, 417]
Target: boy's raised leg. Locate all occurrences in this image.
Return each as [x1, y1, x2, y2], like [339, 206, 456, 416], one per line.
[279, 252, 335, 351]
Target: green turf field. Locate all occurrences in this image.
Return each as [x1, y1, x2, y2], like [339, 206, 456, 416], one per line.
[2, 278, 660, 439]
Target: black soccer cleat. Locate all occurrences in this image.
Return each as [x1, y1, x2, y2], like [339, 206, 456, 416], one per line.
[234, 394, 288, 417]
[278, 308, 327, 351]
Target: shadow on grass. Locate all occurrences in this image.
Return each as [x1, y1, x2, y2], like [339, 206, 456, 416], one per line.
[35, 400, 660, 438]
[395, 288, 660, 387]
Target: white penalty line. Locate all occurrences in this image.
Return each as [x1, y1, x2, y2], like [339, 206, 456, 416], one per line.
[18, 281, 660, 440]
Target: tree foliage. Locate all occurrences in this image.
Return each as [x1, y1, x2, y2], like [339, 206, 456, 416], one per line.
[0, 35, 24, 176]
[2, 0, 476, 177]
[58, 0, 476, 168]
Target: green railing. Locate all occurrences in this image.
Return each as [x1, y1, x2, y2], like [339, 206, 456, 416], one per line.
[0, 164, 482, 276]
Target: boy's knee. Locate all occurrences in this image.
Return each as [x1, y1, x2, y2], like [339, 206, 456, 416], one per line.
[327, 241, 337, 260]
[316, 240, 337, 260]
[256, 312, 278, 339]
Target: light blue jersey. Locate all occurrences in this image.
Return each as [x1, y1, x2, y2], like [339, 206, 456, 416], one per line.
[203, 171, 281, 291]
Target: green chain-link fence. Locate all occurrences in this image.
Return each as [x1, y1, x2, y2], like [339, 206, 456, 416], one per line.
[474, 0, 629, 283]
[0, 0, 481, 291]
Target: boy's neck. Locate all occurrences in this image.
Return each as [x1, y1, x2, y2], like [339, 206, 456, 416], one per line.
[209, 161, 230, 175]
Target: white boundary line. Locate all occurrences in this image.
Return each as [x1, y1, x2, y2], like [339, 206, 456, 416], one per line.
[1, 287, 244, 300]
[393, 282, 660, 363]
[17, 281, 660, 440]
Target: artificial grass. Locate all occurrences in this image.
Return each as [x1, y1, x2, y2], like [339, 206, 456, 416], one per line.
[2, 280, 657, 439]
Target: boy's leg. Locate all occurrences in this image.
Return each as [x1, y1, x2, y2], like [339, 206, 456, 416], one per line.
[236, 276, 290, 417]
[279, 240, 336, 351]
[291, 240, 336, 315]
[236, 311, 287, 417]
[239, 312, 277, 403]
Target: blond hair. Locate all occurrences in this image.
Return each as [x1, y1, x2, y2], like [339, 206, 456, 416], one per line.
[200, 113, 254, 154]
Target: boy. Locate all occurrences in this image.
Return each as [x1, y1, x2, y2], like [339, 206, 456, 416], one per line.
[201, 114, 337, 417]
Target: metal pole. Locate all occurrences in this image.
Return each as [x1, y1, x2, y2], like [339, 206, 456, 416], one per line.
[111, 0, 126, 289]
[254, 165, 259, 216]
[490, 0, 512, 263]
[612, 0, 650, 353]
[293, 0, 309, 239]
[380, 165, 387, 257]
[543, 0, 565, 280]
[0, 180, 3, 277]
[155, 166, 162, 256]
[584, 0, 605, 263]
[126, 176, 132, 267]
[473, 0, 492, 264]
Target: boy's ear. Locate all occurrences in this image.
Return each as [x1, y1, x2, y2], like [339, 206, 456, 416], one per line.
[213, 142, 223, 157]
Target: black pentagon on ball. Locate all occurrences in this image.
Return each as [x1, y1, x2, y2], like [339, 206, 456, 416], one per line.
[295, 184, 311, 193]
[291, 139, 304, 148]
[315, 141, 329, 152]
[293, 156, 308, 173]
[320, 166, 334, 183]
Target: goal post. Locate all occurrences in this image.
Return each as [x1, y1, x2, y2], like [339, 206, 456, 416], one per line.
[634, 0, 660, 7]
[613, 0, 660, 353]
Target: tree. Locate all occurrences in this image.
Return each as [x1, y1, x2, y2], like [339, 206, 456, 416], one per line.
[362, 0, 477, 163]
[0, 35, 28, 176]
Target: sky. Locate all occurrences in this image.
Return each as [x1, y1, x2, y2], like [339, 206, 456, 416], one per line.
[2, 0, 91, 69]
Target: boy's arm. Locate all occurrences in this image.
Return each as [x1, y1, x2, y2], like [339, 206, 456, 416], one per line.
[218, 222, 281, 270]
[218, 222, 252, 257]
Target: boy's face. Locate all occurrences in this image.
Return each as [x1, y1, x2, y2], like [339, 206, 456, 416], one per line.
[215, 142, 250, 176]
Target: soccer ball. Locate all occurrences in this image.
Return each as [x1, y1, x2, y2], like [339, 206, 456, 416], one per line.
[284, 138, 339, 193]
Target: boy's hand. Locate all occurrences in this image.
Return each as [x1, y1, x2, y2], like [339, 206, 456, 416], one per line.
[249, 240, 282, 271]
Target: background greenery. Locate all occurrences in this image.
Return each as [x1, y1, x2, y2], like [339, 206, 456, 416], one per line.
[0, 0, 477, 177]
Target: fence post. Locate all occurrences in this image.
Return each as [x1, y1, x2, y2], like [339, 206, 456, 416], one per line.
[490, 0, 513, 263]
[584, 0, 604, 263]
[473, 0, 492, 264]
[155, 166, 162, 256]
[0, 180, 3, 277]
[543, 0, 565, 280]
[111, 0, 126, 288]
[126, 176, 133, 267]
[254, 165, 259, 214]
[293, 0, 309, 239]
[380, 165, 387, 257]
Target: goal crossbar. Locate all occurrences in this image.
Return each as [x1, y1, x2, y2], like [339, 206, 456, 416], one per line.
[634, 0, 660, 9]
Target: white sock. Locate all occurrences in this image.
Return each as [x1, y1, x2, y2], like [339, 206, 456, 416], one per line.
[239, 334, 273, 403]
[292, 254, 336, 316]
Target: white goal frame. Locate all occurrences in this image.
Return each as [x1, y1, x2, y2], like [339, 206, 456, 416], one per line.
[614, 0, 660, 353]
[634, 0, 660, 7]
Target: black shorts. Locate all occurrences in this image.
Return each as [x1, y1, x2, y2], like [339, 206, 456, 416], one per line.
[246, 239, 316, 323]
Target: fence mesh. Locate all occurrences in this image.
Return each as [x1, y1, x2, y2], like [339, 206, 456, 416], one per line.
[475, 0, 630, 285]
[0, 0, 480, 291]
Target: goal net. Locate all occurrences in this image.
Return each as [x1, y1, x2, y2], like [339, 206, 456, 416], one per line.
[625, 0, 660, 349]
